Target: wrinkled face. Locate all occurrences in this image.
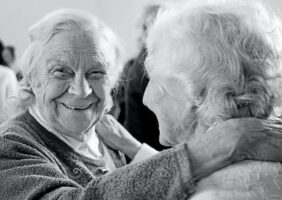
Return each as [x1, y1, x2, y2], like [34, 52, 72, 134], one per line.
[30, 30, 113, 140]
[143, 74, 198, 146]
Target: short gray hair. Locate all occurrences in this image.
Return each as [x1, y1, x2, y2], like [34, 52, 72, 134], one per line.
[18, 8, 124, 110]
[146, 0, 282, 126]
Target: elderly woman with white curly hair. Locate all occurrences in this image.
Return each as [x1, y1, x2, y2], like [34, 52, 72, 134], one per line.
[142, 0, 282, 199]
[1, 5, 282, 200]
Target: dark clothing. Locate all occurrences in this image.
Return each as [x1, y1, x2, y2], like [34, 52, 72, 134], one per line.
[124, 50, 166, 150]
[0, 111, 196, 199]
[0, 41, 6, 66]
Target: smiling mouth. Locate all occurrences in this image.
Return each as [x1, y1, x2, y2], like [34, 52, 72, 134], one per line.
[61, 103, 93, 111]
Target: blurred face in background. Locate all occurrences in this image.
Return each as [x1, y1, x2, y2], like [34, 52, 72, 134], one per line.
[2, 47, 15, 65]
[30, 30, 113, 140]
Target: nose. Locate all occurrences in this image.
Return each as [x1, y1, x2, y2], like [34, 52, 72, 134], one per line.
[143, 82, 151, 106]
[68, 75, 92, 98]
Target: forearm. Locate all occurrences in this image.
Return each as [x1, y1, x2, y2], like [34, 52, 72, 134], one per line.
[85, 144, 195, 200]
[1, 143, 195, 200]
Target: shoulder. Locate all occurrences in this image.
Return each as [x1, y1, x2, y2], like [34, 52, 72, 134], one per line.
[0, 65, 16, 76]
[0, 118, 35, 147]
[0, 65, 17, 82]
[0, 114, 48, 159]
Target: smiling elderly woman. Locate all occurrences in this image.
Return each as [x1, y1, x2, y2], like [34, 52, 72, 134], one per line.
[143, 0, 282, 199]
[16, 9, 126, 166]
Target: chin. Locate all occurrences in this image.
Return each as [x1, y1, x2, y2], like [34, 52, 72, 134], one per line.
[54, 116, 94, 137]
[159, 126, 178, 147]
[159, 117, 192, 147]
[69, 124, 90, 133]
[159, 137, 174, 147]
[58, 123, 91, 139]
[68, 117, 96, 131]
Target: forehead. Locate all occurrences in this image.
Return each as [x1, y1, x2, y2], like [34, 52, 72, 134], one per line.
[40, 30, 114, 66]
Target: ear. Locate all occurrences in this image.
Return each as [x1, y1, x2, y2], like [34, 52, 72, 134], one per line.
[104, 96, 113, 113]
[194, 88, 206, 107]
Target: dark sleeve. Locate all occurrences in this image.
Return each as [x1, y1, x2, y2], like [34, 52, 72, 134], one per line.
[0, 135, 195, 200]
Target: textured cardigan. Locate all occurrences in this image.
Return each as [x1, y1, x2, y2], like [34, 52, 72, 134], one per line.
[0, 111, 195, 200]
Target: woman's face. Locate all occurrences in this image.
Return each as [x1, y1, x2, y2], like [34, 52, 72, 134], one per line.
[30, 30, 113, 140]
[143, 74, 198, 146]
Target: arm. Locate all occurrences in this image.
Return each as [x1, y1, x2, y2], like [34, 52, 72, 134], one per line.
[98, 115, 282, 182]
[96, 114, 158, 161]
[187, 117, 282, 181]
[4, 117, 282, 199]
[0, 135, 194, 200]
[84, 144, 194, 200]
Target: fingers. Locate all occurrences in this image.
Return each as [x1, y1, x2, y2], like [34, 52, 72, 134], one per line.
[98, 115, 118, 131]
[96, 115, 116, 137]
[99, 114, 115, 126]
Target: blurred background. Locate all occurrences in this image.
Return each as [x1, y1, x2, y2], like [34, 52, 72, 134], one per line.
[0, 0, 281, 61]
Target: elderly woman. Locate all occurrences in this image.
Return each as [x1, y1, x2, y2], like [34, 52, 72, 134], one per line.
[1, 7, 282, 200]
[143, 0, 282, 199]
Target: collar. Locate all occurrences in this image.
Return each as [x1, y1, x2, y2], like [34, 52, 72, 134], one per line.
[28, 106, 103, 161]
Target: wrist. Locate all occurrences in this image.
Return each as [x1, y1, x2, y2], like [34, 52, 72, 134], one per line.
[123, 140, 142, 159]
[131, 143, 159, 163]
[187, 139, 232, 181]
[186, 141, 205, 181]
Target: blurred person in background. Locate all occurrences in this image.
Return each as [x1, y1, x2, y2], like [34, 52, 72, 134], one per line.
[123, 4, 166, 150]
[2, 46, 15, 67]
[0, 64, 19, 124]
[0, 40, 20, 124]
[2, 45, 23, 81]
[0, 40, 7, 66]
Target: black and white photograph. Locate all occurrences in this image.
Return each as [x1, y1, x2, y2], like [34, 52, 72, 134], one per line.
[1, 0, 282, 199]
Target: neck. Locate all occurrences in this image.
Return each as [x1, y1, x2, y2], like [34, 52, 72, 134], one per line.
[29, 105, 96, 142]
[189, 119, 210, 141]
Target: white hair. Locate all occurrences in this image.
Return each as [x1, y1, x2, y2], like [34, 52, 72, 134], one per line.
[145, 0, 282, 126]
[16, 8, 124, 110]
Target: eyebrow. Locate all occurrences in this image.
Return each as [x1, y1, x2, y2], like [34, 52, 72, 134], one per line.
[46, 58, 70, 67]
[45, 56, 109, 73]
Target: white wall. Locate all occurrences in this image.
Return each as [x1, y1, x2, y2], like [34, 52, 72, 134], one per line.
[0, 0, 153, 61]
[0, 0, 281, 62]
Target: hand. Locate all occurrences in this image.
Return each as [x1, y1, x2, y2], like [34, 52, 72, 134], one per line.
[96, 114, 142, 159]
[187, 117, 282, 181]
[229, 118, 282, 161]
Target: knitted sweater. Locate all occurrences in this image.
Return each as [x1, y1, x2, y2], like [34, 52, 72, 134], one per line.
[0, 112, 195, 200]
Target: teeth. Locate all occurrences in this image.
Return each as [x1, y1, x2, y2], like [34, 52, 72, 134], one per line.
[62, 103, 90, 110]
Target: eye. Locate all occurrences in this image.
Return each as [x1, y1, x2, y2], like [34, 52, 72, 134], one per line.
[87, 70, 107, 80]
[50, 66, 73, 79]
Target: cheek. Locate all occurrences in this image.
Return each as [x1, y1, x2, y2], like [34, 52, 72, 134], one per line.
[46, 79, 69, 98]
[143, 83, 163, 109]
[91, 80, 111, 98]
[34, 79, 68, 106]
[46, 80, 69, 101]
[90, 79, 112, 110]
